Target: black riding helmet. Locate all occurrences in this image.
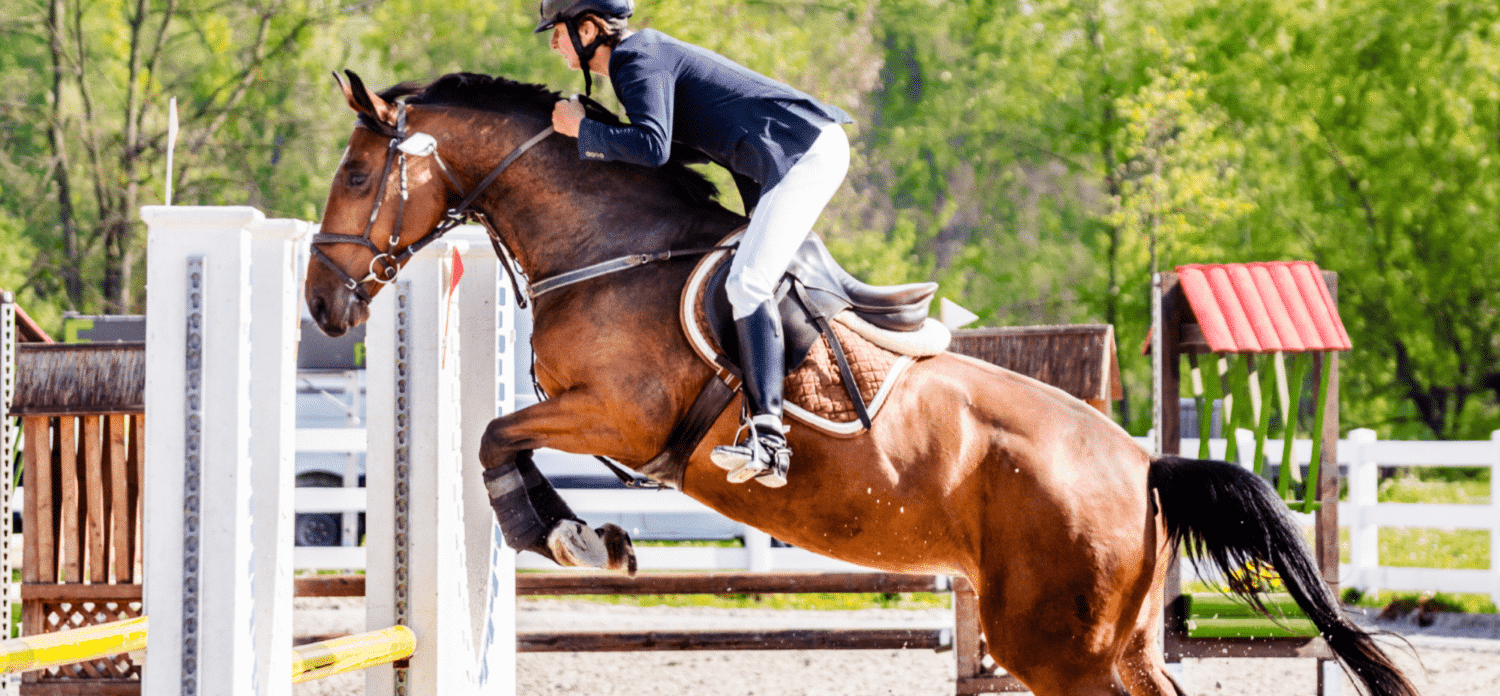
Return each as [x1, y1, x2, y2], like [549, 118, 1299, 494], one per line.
[534, 0, 633, 33]
[535, 0, 634, 95]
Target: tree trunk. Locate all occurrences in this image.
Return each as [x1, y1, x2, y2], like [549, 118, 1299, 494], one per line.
[48, 0, 83, 309]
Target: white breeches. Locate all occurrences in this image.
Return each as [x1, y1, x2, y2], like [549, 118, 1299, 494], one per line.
[725, 122, 850, 319]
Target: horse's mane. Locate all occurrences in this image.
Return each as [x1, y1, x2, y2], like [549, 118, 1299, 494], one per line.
[368, 72, 723, 210]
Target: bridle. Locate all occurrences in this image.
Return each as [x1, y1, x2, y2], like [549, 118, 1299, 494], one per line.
[310, 101, 550, 307]
[311, 98, 733, 311]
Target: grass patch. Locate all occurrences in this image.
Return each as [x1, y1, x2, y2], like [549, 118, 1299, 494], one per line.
[542, 591, 951, 611]
[1340, 588, 1497, 615]
[1378, 474, 1490, 505]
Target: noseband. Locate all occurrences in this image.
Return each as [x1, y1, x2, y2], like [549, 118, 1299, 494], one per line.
[310, 101, 551, 306]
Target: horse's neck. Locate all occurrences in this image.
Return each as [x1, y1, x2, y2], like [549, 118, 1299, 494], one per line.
[475, 147, 740, 283]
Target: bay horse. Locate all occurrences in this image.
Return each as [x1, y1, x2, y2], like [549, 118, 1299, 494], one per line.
[304, 71, 1418, 696]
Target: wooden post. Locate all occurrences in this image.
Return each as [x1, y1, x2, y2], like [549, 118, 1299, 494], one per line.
[107, 414, 132, 584]
[1315, 273, 1342, 593]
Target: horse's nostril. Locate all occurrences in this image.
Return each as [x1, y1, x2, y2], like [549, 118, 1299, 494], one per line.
[310, 296, 326, 322]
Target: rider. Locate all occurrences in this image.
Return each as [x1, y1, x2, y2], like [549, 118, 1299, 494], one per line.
[537, 0, 852, 488]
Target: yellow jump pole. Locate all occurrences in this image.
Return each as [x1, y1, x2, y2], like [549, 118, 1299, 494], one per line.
[291, 625, 417, 684]
[0, 616, 148, 675]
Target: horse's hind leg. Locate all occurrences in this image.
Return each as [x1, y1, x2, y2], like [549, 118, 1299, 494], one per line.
[1115, 592, 1188, 696]
[972, 580, 1133, 696]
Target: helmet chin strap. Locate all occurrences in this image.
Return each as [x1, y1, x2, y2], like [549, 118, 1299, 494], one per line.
[566, 19, 607, 97]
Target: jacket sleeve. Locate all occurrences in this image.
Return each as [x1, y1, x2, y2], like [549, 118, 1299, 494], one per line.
[575, 57, 674, 167]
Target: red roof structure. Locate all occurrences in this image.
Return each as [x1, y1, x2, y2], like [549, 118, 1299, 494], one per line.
[1174, 262, 1350, 353]
[2, 290, 53, 343]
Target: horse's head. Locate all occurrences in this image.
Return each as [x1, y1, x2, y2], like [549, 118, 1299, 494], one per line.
[305, 71, 454, 336]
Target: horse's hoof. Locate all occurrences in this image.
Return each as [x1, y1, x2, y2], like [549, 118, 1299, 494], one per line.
[597, 523, 638, 577]
[546, 520, 608, 568]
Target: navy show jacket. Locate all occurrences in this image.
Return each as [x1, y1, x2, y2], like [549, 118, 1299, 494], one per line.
[576, 29, 852, 210]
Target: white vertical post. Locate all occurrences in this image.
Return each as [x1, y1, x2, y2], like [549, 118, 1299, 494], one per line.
[1150, 274, 1164, 457]
[367, 233, 509, 696]
[142, 205, 259, 696]
[1347, 428, 1379, 599]
[1232, 428, 1256, 470]
[1491, 430, 1500, 607]
[249, 217, 309, 696]
[364, 259, 400, 696]
[0, 294, 15, 670]
[450, 228, 517, 691]
[746, 527, 772, 571]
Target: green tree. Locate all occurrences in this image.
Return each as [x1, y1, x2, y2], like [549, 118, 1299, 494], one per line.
[1, 0, 362, 319]
[1179, 0, 1500, 438]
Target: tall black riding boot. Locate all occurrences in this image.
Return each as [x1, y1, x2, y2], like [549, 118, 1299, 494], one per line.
[710, 302, 792, 487]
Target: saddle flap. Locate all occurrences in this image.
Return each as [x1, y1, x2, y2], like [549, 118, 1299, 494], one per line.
[702, 251, 825, 374]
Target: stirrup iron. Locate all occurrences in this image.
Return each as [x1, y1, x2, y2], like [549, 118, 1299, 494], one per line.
[711, 415, 790, 488]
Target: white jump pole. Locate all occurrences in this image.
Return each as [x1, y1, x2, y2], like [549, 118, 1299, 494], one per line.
[247, 215, 308, 694]
[452, 226, 519, 691]
[141, 206, 306, 696]
[364, 226, 516, 696]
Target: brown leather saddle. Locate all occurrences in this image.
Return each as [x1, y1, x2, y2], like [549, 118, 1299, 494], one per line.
[700, 232, 936, 373]
[636, 230, 938, 489]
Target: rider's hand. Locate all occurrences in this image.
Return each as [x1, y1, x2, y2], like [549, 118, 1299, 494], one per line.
[552, 97, 585, 137]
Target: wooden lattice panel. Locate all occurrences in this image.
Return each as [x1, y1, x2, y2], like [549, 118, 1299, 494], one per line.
[21, 599, 143, 689]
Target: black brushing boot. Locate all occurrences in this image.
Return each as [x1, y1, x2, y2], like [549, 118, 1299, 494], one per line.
[710, 301, 792, 488]
[483, 450, 637, 574]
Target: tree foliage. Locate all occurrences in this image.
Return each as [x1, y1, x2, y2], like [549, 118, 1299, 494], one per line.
[0, 0, 1495, 437]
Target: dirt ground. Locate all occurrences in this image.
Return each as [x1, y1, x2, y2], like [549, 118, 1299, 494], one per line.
[291, 597, 1500, 695]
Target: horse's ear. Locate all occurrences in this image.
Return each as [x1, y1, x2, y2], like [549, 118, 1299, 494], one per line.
[335, 69, 398, 126]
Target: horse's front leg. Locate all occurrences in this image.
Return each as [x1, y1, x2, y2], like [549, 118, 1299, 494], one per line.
[479, 394, 638, 575]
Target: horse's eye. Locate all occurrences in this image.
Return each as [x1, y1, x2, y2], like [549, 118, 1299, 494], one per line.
[348, 172, 368, 188]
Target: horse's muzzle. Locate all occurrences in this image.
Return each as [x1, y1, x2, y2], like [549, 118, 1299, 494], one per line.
[307, 287, 369, 337]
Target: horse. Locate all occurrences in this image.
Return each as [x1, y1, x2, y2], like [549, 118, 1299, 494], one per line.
[304, 70, 1418, 696]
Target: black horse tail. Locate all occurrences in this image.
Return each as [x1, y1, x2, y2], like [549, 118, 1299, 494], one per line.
[1149, 455, 1419, 696]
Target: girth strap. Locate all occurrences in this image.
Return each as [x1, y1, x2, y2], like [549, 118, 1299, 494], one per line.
[586, 363, 740, 491]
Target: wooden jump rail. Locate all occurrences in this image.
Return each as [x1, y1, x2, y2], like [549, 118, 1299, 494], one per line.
[290, 625, 416, 684]
[517, 571, 954, 654]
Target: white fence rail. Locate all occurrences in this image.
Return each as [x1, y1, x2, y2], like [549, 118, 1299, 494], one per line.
[295, 428, 1500, 602]
[1342, 428, 1500, 603]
